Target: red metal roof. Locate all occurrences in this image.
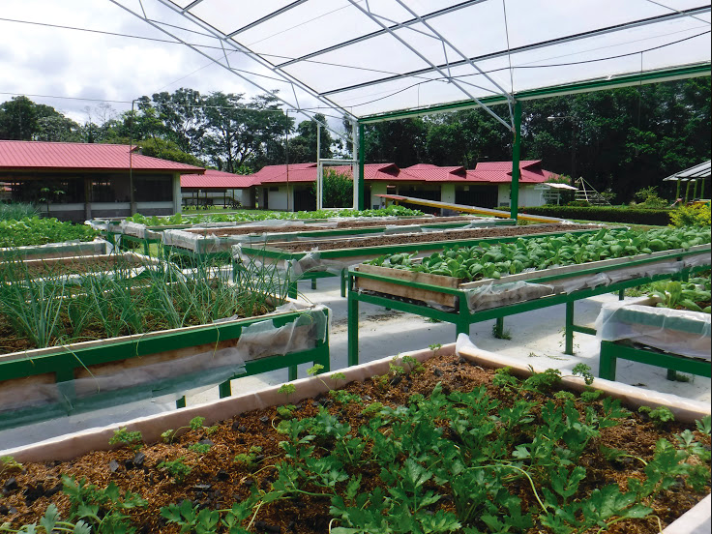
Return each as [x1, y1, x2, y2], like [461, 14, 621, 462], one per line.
[467, 160, 559, 184]
[400, 164, 469, 182]
[0, 140, 205, 173]
[251, 162, 407, 185]
[181, 169, 256, 189]
[224, 160, 560, 187]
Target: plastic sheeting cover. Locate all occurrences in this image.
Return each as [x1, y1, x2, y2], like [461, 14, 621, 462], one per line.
[596, 299, 711, 360]
[0, 303, 328, 422]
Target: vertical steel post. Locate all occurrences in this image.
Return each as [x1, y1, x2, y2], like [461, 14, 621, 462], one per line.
[348, 274, 360, 366]
[565, 301, 575, 356]
[510, 101, 522, 220]
[358, 122, 366, 211]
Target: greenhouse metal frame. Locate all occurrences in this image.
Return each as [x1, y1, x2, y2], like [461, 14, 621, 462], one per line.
[109, 0, 711, 215]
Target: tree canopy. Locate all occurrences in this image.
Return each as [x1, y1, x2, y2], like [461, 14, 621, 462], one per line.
[1, 77, 709, 202]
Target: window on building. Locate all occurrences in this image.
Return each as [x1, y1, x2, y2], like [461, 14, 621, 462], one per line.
[134, 174, 173, 202]
[12, 178, 85, 204]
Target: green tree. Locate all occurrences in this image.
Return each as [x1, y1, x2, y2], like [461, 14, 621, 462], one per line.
[0, 96, 80, 141]
[289, 113, 334, 163]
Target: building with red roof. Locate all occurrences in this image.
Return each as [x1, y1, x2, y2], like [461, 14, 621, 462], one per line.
[239, 160, 560, 211]
[0, 140, 204, 221]
[180, 169, 257, 209]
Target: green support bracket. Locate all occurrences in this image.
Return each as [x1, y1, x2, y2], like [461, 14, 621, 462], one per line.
[565, 302, 576, 356]
[600, 341, 711, 382]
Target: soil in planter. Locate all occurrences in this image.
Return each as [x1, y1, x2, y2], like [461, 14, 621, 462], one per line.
[0, 257, 146, 280]
[1, 354, 709, 534]
[272, 223, 595, 253]
[186, 217, 478, 237]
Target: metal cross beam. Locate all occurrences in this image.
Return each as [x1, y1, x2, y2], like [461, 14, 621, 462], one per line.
[108, 0, 356, 143]
[346, 0, 514, 132]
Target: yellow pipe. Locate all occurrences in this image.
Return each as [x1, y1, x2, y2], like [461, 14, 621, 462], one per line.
[378, 195, 565, 225]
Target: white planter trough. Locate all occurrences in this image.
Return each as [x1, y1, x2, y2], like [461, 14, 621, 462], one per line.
[2, 338, 708, 533]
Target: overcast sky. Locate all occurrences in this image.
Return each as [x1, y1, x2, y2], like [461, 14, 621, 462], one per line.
[0, 0, 313, 127]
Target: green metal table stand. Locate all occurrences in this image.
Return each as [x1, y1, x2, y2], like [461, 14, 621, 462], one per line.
[599, 340, 711, 382]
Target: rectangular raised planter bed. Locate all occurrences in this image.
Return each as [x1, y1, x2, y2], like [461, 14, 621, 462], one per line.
[0, 238, 112, 261]
[596, 297, 711, 381]
[355, 245, 712, 312]
[0, 300, 329, 432]
[1, 341, 708, 533]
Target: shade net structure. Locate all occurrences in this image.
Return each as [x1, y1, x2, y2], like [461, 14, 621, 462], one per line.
[108, 0, 711, 212]
[108, 0, 710, 126]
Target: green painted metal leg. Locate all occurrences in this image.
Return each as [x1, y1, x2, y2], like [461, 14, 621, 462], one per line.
[456, 321, 470, 337]
[340, 270, 347, 298]
[348, 294, 359, 367]
[619, 289, 625, 301]
[219, 381, 232, 399]
[289, 366, 298, 381]
[599, 342, 617, 381]
[311, 279, 318, 290]
[494, 317, 505, 339]
[667, 369, 678, 382]
[565, 302, 575, 356]
[176, 397, 187, 409]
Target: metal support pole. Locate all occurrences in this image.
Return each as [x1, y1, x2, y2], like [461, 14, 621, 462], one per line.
[510, 101, 522, 220]
[619, 288, 626, 301]
[494, 317, 505, 339]
[348, 281, 360, 366]
[219, 381, 232, 398]
[565, 301, 575, 356]
[358, 122, 366, 211]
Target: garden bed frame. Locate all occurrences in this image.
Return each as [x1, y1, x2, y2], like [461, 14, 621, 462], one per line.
[238, 225, 606, 298]
[347, 246, 711, 365]
[598, 297, 711, 382]
[0, 239, 112, 262]
[2, 342, 709, 533]
[0, 301, 329, 432]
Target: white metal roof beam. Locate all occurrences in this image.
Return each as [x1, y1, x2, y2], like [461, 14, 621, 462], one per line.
[227, 0, 310, 38]
[644, 0, 711, 26]
[392, 0, 515, 118]
[276, 0, 490, 69]
[321, 5, 711, 98]
[347, 0, 514, 132]
[181, 0, 205, 13]
[107, 0, 353, 142]
[151, 0, 360, 125]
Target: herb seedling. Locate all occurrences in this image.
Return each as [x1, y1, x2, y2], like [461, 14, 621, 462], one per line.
[187, 443, 212, 455]
[234, 447, 263, 470]
[0, 456, 22, 477]
[109, 427, 143, 450]
[158, 457, 192, 483]
[639, 406, 676, 427]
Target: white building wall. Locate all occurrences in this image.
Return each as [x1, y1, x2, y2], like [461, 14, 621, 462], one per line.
[370, 183, 388, 208]
[266, 186, 289, 211]
[498, 184, 511, 207]
[441, 183, 456, 204]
